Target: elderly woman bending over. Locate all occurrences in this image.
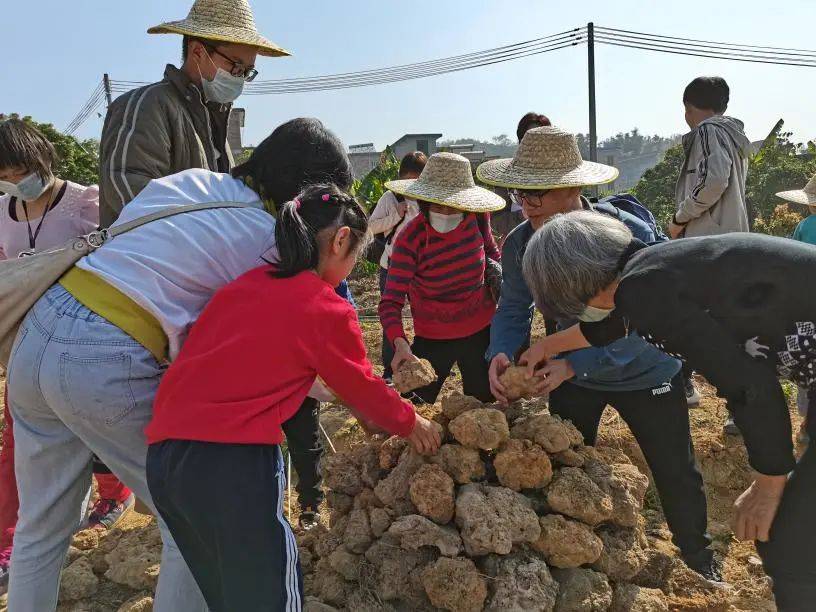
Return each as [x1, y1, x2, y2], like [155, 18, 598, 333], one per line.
[520, 210, 816, 612]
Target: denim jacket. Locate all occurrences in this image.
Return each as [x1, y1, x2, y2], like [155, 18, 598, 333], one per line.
[486, 203, 681, 392]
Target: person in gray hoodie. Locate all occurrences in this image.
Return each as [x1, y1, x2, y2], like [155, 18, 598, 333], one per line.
[669, 76, 751, 240]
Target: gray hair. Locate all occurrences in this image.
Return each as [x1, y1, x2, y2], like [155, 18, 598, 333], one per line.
[522, 210, 633, 318]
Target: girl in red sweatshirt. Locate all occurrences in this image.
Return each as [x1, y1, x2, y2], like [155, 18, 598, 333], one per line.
[145, 185, 440, 612]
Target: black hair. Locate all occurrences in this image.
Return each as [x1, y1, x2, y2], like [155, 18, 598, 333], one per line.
[683, 76, 729, 113]
[231, 117, 353, 211]
[398, 151, 427, 178]
[274, 184, 369, 278]
[182, 36, 207, 63]
[0, 118, 57, 181]
[516, 112, 552, 142]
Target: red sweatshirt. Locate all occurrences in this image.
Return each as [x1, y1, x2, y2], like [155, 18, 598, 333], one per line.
[146, 267, 416, 445]
[379, 213, 500, 344]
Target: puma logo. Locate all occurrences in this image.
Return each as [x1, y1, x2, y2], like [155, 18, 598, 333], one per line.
[652, 382, 672, 396]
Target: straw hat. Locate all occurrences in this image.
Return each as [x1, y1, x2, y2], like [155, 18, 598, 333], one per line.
[386, 153, 506, 213]
[148, 0, 290, 57]
[476, 126, 619, 189]
[777, 173, 816, 206]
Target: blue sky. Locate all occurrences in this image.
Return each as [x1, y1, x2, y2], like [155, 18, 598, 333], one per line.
[4, 0, 816, 150]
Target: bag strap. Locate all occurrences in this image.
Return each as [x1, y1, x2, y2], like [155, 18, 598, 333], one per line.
[87, 201, 262, 247]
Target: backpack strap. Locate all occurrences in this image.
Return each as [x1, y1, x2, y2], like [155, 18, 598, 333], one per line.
[86, 201, 262, 247]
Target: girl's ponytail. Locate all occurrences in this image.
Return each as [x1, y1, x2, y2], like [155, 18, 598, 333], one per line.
[273, 184, 369, 278]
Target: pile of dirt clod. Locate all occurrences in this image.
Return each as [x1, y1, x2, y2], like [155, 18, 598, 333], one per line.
[300, 393, 729, 612]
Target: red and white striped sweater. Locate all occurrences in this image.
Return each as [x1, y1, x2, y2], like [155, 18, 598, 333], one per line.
[379, 213, 500, 344]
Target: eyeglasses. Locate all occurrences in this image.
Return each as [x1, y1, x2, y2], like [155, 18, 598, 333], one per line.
[205, 45, 259, 82]
[508, 188, 550, 207]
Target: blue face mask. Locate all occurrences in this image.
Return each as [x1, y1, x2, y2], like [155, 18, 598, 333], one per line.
[0, 171, 52, 201]
[198, 50, 245, 104]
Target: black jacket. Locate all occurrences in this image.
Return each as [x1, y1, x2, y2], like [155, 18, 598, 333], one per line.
[581, 233, 816, 476]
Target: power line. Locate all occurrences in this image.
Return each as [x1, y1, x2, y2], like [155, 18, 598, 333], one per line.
[64, 81, 105, 135]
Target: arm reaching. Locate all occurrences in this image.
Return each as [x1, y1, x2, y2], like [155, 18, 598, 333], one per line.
[518, 324, 592, 376]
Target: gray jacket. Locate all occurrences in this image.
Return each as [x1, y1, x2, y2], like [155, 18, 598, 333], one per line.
[675, 116, 751, 237]
[98, 64, 233, 226]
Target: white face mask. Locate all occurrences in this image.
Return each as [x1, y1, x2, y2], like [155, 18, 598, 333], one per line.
[577, 304, 614, 323]
[198, 50, 246, 104]
[0, 171, 53, 201]
[429, 211, 463, 233]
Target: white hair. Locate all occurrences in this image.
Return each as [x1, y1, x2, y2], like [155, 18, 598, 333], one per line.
[522, 210, 633, 318]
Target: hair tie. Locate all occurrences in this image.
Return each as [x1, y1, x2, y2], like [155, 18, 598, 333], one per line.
[293, 198, 301, 211]
[322, 193, 331, 202]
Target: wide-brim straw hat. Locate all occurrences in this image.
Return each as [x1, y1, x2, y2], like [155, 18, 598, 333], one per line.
[777, 174, 816, 206]
[476, 126, 619, 189]
[386, 152, 506, 213]
[148, 0, 290, 57]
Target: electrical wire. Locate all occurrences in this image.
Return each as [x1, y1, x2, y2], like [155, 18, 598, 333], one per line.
[64, 82, 105, 134]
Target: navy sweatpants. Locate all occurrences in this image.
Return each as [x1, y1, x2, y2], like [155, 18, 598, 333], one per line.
[147, 440, 302, 612]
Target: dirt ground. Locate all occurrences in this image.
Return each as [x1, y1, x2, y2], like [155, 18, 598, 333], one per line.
[0, 273, 804, 611]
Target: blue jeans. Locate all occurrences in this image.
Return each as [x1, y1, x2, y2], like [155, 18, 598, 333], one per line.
[6, 284, 207, 612]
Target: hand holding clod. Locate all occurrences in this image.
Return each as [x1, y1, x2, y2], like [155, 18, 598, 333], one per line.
[407, 413, 442, 455]
[733, 473, 787, 542]
[518, 337, 559, 378]
[488, 353, 512, 404]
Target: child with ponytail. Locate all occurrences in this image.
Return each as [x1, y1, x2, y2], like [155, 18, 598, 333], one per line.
[144, 184, 440, 611]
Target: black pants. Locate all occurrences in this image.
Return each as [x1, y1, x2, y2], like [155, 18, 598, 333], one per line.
[281, 397, 324, 510]
[549, 374, 711, 559]
[378, 267, 394, 379]
[411, 326, 493, 404]
[147, 440, 303, 612]
[757, 430, 816, 611]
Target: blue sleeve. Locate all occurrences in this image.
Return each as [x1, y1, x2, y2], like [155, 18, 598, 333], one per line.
[564, 333, 655, 380]
[620, 213, 656, 243]
[792, 221, 803, 242]
[335, 279, 355, 307]
[487, 233, 534, 362]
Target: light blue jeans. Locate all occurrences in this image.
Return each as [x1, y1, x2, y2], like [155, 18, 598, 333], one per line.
[6, 284, 207, 612]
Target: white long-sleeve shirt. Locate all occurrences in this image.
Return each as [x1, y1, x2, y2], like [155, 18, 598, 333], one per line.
[368, 191, 419, 269]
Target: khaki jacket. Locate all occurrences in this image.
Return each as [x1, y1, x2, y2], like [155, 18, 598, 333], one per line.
[99, 64, 233, 226]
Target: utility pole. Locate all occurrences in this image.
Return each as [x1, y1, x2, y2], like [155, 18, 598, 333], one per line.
[587, 22, 597, 164]
[103, 73, 113, 106]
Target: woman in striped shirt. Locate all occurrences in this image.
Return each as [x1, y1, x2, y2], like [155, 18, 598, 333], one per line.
[378, 153, 505, 403]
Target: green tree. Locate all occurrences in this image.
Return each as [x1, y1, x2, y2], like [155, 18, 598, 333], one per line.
[352, 146, 400, 212]
[630, 143, 685, 228]
[0, 113, 100, 185]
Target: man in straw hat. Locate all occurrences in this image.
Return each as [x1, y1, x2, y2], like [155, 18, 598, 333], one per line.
[98, 0, 289, 226]
[379, 152, 505, 404]
[477, 126, 720, 581]
[776, 174, 816, 447]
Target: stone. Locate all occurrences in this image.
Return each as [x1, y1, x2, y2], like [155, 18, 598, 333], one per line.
[387, 514, 463, 557]
[328, 547, 362, 581]
[449, 409, 510, 450]
[455, 483, 541, 556]
[430, 444, 485, 484]
[317, 568, 353, 607]
[393, 358, 436, 393]
[325, 491, 353, 517]
[104, 525, 162, 590]
[368, 506, 393, 538]
[591, 525, 649, 582]
[365, 534, 438, 605]
[352, 488, 381, 510]
[511, 412, 583, 453]
[482, 552, 559, 611]
[552, 448, 585, 467]
[59, 557, 99, 602]
[552, 568, 613, 612]
[441, 393, 485, 421]
[610, 584, 669, 612]
[353, 442, 386, 489]
[494, 438, 553, 490]
[379, 436, 408, 470]
[498, 366, 540, 401]
[322, 453, 364, 496]
[585, 461, 649, 528]
[72, 529, 100, 551]
[409, 463, 455, 524]
[546, 467, 613, 526]
[303, 597, 340, 612]
[532, 514, 604, 568]
[374, 447, 425, 515]
[343, 508, 373, 554]
[421, 557, 487, 612]
[117, 593, 154, 612]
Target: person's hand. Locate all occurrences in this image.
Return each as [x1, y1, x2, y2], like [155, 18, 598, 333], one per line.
[518, 337, 559, 377]
[391, 338, 415, 373]
[407, 413, 442, 455]
[668, 221, 685, 239]
[489, 353, 512, 404]
[307, 378, 336, 402]
[395, 200, 408, 217]
[733, 473, 788, 542]
[537, 358, 575, 394]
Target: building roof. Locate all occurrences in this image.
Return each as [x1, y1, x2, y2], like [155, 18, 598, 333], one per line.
[392, 133, 443, 145]
[349, 143, 377, 153]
